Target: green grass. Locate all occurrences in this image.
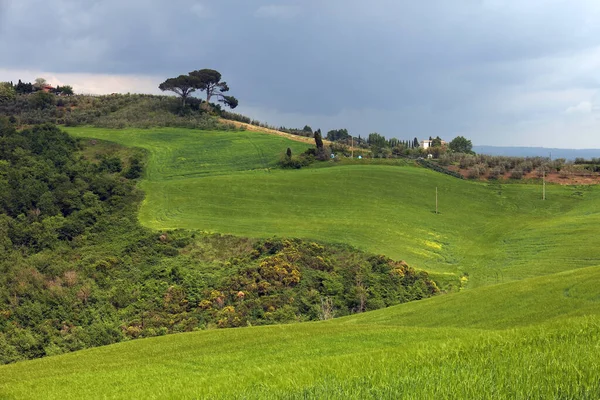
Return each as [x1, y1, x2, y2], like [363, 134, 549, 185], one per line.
[68, 127, 311, 179]
[66, 127, 600, 288]
[2, 266, 599, 399]
[2, 127, 600, 398]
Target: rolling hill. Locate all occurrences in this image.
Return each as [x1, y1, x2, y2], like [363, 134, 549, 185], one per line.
[1, 126, 599, 399]
[66, 127, 600, 288]
[1, 265, 599, 399]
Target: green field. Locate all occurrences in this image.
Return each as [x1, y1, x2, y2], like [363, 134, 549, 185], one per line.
[66, 127, 600, 288]
[4, 126, 594, 398]
[2, 266, 599, 399]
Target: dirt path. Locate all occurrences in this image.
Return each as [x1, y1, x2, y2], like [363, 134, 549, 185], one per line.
[219, 119, 331, 145]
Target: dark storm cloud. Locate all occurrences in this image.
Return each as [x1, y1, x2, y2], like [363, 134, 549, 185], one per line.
[2, 0, 600, 147]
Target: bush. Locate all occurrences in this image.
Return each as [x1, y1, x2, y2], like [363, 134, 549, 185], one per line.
[278, 154, 312, 169]
[124, 156, 144, 179]
[98, 156, 123, 173]
[488, 166, 505, 180]
[467, 164, 487, 180]
[510, 169, 523, 180]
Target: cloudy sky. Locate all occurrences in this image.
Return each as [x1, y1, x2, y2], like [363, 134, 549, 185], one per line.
[2, 0, 600, 147]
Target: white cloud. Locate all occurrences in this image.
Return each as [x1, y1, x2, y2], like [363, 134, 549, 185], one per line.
[565, 101, 593, 114]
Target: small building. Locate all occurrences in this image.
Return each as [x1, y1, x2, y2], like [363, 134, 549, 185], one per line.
[41, 85, 55, 93]
[420, 139, 447, 149]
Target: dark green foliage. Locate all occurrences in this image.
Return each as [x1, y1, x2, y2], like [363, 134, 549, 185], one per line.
[220, 95, 238, 109]
[186, 69, 239, 109]
[367, 132, 387, 148]
[158, 75, 199, 107]
[326, 128, 350, 142]
[98, 155, 123, 173]
[195, 239, 439, 328]
[574, 157, 600, 165]
[0, 123, 438, 364]
[14, 80, 34, 95]
[574, 158, 600, 172]
[56, 85, 74, 96]
[0, 83, 16, 104]
[124, 155, 144, 179]
[431, 136, 443, 147]
[0, 93, 226, 130]
[449, 136, 474, 154]
[219, 110, 251, 124]
[29, 92, 56, 110]
[314, 129, 324, 149]
[278, 151, 314, 169]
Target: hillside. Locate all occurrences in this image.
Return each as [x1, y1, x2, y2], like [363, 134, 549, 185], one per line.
[1, 266, 599, 399]
[65, 127, 600, 288]
[0, 93, 232, 130]
[1, 123, 600, 398]
[217, 118, 330, 145]
[0, 122, 441, 365]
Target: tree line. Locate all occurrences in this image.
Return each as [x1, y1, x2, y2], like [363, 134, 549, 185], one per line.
[1, 78, 74, 98]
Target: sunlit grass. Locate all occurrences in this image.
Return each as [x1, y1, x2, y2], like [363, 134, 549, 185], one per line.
[14, 127, 596, 399]
[66, 127, 600, 288]
[2, 267, 599, 399]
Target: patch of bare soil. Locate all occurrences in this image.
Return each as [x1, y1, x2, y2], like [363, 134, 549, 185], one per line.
[219, 119, 331, 146]
[446, 165, 600, 185]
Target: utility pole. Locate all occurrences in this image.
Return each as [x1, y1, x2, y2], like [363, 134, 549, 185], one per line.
[543, 168, 546, 200]
[351, 136, 354, 158]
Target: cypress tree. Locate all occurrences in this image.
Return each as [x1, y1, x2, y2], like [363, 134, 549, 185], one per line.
[314, 129, 324, 149]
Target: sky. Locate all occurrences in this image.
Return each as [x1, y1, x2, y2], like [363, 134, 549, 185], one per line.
[1, 0, 600, 148]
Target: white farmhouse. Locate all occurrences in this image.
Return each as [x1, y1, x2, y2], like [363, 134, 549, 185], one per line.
[420, 139, 447, 149]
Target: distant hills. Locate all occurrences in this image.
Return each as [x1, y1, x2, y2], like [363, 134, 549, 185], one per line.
[474, 146, 600, 159]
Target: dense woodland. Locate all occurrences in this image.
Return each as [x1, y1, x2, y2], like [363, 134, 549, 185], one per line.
[0, 118, 438, 364]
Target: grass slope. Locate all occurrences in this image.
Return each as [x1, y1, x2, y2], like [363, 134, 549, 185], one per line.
[2, 127, 599, 398]
[66, 127, 600, 288]
[2, 266, 599, 399]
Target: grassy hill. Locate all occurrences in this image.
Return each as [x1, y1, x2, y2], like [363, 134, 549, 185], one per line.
[1, 266, 599, 399]
[66, 127, 600, 288]
[2, 125, 599, 398]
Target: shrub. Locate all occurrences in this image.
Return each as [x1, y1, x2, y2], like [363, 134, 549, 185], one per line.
[278, 153, 313, 169]
[459, 155, 476, 169]
[510, 169, 523, 180]
[488, 166, 505, 180]
[467, 164, 487, 180]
